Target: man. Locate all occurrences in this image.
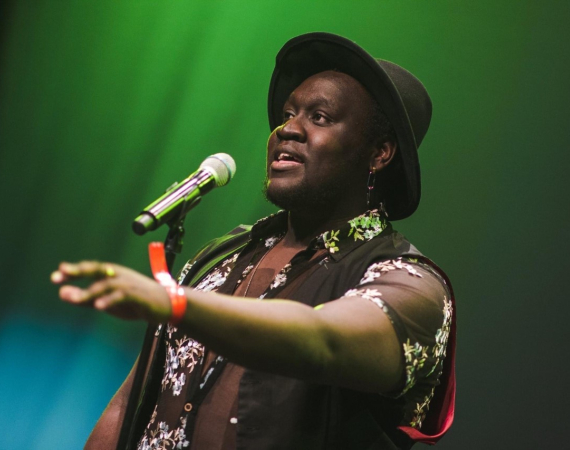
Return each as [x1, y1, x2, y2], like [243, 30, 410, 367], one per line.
[52, 33, 455, 449]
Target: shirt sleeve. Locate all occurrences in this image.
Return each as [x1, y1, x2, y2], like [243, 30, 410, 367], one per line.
[343, 257, 452, 399]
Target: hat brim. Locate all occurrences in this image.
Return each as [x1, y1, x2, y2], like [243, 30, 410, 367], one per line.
[268, 32, 421, 220]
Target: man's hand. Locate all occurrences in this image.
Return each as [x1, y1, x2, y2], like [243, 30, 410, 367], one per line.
[51, 261, 172, 324]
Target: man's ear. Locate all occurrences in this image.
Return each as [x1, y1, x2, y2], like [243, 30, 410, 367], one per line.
[370, 140, 397, 171]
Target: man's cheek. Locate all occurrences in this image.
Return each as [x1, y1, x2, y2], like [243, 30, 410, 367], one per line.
[266, 135, 276, 164]
[267, 129, 279, 150]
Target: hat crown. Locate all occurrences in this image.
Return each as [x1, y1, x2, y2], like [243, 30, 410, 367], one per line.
[376, 59, 432, 150]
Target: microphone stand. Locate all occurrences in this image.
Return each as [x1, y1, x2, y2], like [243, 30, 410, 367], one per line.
[116, 197, 193, 450]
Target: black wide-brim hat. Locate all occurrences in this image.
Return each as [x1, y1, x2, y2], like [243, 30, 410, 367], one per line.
[268, 32, 432, 220]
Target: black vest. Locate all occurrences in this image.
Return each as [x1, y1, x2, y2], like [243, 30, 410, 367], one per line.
[131, 224, 447, 450]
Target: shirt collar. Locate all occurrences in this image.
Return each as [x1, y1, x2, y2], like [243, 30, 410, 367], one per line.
[250, 209, 389, 261]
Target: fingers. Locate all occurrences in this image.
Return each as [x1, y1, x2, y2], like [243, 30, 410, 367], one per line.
[60, 283, 143, 321]
[53, 260, 169, 323]
[94, 289, 126, 311]
[59, 278, 114, 305]
[51, 261, 117, 284]
[59, 285, 89, 304]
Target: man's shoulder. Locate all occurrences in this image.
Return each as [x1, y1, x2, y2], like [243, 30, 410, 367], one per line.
[202, 224, 252, 252]
[348, 225, 423, 261]
[225, 224, 253, 237]
[347, 227, 453, 296]
[199, 224, 253, 257]
[177, 224, 252, 285]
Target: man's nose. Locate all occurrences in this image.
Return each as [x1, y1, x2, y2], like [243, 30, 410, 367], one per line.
[275, 116, 306, 142]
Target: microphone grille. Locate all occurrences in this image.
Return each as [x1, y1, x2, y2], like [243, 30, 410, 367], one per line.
[199, 153, 236, 187]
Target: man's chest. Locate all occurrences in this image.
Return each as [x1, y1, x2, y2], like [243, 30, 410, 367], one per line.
[233, 240, 300, 298]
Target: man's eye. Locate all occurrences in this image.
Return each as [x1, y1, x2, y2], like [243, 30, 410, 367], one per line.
[313, 112, 329, 123]
[282, 111, 294, 122]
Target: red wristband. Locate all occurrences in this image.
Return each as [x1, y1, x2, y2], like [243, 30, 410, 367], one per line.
[148, 242, 186, 324]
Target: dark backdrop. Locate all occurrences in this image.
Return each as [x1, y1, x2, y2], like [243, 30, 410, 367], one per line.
[1, 1, 568, 448]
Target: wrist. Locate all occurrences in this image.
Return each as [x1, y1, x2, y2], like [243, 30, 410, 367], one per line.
[148, 242, 187, 325]
[164, 284, 186, 325]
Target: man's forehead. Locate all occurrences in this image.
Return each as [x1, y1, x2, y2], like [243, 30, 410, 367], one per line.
[285, 70, 368, 107]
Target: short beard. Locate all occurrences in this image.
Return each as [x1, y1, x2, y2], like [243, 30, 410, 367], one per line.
[262, 172, 355, 214]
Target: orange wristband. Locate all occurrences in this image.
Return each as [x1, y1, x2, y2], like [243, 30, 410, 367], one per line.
[148, 242, 186, 324]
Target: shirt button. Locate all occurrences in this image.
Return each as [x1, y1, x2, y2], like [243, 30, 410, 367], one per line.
[184, 402, 193, 412]
[230, 417, 238, 424]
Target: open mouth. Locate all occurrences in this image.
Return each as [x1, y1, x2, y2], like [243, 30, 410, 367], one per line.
[272, 150, 303, 171]
[275, 151, 302, 163]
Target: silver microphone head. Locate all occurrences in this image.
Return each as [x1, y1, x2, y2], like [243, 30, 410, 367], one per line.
[199, 153, 237, 187]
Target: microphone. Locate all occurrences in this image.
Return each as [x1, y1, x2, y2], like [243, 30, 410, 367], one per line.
[132, 153, 236, 235]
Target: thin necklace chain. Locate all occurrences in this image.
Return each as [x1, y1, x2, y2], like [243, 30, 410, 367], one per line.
[243, 238, 283, 297]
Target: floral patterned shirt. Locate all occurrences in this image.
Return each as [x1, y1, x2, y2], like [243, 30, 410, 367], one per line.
[137, 209, 452, 450]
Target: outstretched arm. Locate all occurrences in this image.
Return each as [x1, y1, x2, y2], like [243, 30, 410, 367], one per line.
[52, 261, 405, 393]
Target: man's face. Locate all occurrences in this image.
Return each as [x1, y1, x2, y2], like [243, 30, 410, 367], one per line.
[265, 70, 375, 214]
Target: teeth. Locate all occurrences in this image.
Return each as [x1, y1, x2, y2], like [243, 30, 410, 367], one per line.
[277, 152, 299, 162]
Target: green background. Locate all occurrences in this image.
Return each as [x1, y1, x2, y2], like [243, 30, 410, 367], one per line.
[1, 1, 568, 448]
